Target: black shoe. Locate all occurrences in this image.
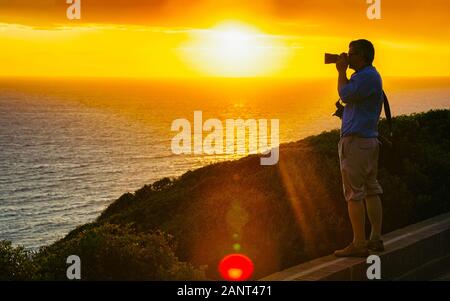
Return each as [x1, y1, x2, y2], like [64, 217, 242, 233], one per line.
[368, 239, 385, 252]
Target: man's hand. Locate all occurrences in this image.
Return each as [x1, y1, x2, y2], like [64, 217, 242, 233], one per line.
[336, 52, 348, 73]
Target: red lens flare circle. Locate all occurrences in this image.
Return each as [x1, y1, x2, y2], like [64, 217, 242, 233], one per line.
[219, 254, 254, 281]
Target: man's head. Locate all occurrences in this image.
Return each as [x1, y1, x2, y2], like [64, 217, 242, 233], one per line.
[348, 39, 375, 71]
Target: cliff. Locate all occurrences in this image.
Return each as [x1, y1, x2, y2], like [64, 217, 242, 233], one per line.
[2, 109, 449, 280]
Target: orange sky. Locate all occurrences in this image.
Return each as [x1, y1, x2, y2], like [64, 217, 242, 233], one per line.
[0, 0, 449, 78]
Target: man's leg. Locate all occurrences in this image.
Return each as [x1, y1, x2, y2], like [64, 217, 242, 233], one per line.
[365, 138, 384, 247]
[335, 137, 369, 257]
[365, 194, 383, 241]
[348, 200, 366, 245]
[334, 199, 368, 257]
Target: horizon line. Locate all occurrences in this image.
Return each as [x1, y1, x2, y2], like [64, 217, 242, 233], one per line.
[1, 75, 450, 81]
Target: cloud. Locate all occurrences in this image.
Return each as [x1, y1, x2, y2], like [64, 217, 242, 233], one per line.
[0, 0, 448, 41]
[0, 0, 197, 26]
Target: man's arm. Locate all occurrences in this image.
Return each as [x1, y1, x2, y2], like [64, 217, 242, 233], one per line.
[336, 53, 349, 94]
[338, 70, 349, 93]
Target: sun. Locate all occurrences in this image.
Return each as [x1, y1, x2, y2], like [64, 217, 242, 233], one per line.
[179, 21, 289, 77]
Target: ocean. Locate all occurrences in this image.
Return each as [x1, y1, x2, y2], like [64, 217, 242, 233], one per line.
[1, 77, 449, 249]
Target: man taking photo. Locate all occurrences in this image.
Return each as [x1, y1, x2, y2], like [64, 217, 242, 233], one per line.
[334, 39, 385, 257]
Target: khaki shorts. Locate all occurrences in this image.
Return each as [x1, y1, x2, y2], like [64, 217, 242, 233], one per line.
[338, 136, 383, 202]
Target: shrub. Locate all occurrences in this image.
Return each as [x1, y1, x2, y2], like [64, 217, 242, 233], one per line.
[12, 224, 206, 280]
[0, 241, 37, 280]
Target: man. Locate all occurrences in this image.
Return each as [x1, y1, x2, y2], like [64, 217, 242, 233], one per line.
[334, 39, 385, 257]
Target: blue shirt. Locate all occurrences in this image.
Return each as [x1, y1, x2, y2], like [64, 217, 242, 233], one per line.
[339, 65, 383, 138]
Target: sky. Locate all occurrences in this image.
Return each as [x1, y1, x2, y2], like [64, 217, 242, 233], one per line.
[0, 0, 449, 78]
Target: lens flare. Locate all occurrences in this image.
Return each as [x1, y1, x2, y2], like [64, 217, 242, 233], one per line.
[233, 243, 241, 251]
[228, 268, 243, 279]
[218, 254, 254, 281]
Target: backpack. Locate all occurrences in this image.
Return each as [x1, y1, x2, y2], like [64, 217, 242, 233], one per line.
[378, 91, 394, 168]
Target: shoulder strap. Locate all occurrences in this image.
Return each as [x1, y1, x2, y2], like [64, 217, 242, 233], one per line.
[382, 91, 393, 138]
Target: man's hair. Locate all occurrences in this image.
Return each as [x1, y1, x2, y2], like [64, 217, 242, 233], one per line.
[349, 39, 375, 64]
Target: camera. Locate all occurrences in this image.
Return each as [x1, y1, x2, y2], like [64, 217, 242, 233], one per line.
[333, 99, 345, 119]
[325, 53, 345, 64]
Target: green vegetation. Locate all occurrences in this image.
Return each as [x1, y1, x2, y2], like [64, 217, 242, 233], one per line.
[1, 224, 205, 280]
[1, 109, 449, 280]
[0, 241, 37, 280]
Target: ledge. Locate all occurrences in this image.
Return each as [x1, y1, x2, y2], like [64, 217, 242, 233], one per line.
[261, 211, 450, 281]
